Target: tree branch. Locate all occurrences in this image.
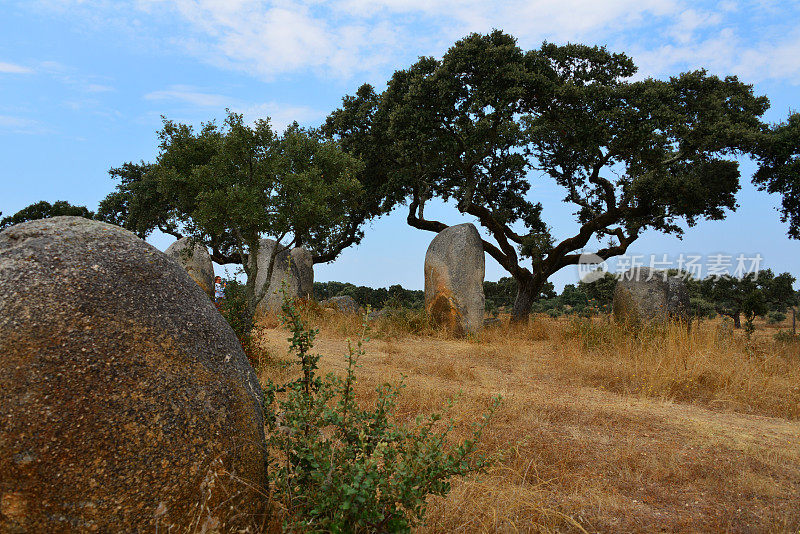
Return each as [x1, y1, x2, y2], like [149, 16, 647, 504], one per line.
[555, 224, 641, 270]
[588, 152, 616, 210]
[158, 224, 183, 239]
[312, 217, 364, 264]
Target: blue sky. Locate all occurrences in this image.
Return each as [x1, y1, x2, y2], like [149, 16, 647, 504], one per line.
[1, 0, 799, 290]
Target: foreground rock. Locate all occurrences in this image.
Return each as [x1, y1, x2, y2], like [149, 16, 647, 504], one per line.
[165, 236, 215, 298]
[0, 217, 267, 532]
[321, 295, 361, 314]
[250, 238, 313, 314]
[613, 266, 690, 325]
[424, 223, 485, 335]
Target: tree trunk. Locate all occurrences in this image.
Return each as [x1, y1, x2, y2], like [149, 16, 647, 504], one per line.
[733, 312, 741, 329]
[511, 279, 538, 323]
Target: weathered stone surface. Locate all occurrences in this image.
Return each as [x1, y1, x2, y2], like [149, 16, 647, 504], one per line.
[321, 295, 361, 314]
[250, 238, 313, 314]
[613, 267, 690, 325]
[0, 217, 267, 533]
[165, 236, 215, 298]
[424, 223, 485, 335]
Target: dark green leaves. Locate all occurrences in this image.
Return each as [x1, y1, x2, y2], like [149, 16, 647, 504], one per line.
[0, 200, 94, 230]
[101, 111, 365, 263]
[753, 113, 800, 239]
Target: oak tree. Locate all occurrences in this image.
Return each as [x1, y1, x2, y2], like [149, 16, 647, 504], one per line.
[99, 111, 363, 317]
[327, 31, 783, 321]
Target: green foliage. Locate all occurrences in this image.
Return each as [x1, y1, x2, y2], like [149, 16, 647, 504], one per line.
[577, 272, 617, 312]
[483, 277, 555, 311]
[101, 111, 378, 266]
[215, 277, 266, 369]
[699, 270, 797, 328]
[0, 200, 94, 230]
[313, 281, 424, 310]
[218, 279, 253, 339]
[264, 293, 499, 532]
[690, 298, 718, 320]
[774, 330, 800, 344]
[768, 311, 787, 324]
[328, 30, 784, 319]
[753, 112, 800, 239]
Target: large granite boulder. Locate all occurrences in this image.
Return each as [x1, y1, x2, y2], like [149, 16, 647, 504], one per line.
[321, 295, 361, 314]
[613, 266, 690, 325]
[249, 238, 313, 315]
[424, 223, 485, 335]
[165, 236, 215, 298]
[0, 217, 267, 532]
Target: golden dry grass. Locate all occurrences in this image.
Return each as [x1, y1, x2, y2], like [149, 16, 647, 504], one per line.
[253, 310, 800, 532]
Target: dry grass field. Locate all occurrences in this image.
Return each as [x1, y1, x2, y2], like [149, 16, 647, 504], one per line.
[253, 309, 800, 533]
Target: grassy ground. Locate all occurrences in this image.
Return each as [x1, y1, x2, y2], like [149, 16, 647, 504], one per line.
[254, 309, 800, 532]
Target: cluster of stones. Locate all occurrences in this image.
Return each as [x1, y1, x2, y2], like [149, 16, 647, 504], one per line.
[165, 236, 314, 314]
[0, 217, 267, 531]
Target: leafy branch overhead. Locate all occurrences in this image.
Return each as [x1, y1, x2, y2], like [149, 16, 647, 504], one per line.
[326, 30, 790, 320]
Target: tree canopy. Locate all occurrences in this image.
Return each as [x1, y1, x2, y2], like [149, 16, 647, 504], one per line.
[99, 111, 364, 317]
[0, 200, 94, 230]
[753, 112, 800, 239]
[99, 111, 371, 266]
[325, 30, 785, 320]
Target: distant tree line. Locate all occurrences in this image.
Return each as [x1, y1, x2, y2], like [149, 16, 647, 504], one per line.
[314, 282, 424, 309]
[315, 271, 798, 329]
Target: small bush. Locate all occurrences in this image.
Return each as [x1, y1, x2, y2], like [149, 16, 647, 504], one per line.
[264, 294, 499, 532]
[774, 330, 799, 343]
[768, 311, 787, 324]
[690, 297, 717, 319]
[217, 279, 271, 369]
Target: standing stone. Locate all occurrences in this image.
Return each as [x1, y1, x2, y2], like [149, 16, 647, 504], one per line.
[165, 236, 215, 298]
[250, 238, 314, 315]
[0, 217, 267, 533]
[613, 266, 690, 325]
[321, 295, 362, 314]
[424, 223, 485, 335]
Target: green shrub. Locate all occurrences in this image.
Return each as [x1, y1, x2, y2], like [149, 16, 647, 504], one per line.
[774, 330, 799, 343]
[263, 294, 499, 532]
[216, 278, 269, 369]
[768, 311, 787, 324]
[690, 297, 717, 319]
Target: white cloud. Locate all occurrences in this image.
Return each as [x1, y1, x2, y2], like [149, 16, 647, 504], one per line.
[21, 0, 800, 84]
[145, 85, 232, 107]
[0, 61, 33, 74]
[84, 83, 114, 93]
[0, 115, 50, 134]
[235, 102, 324, 132]
[143, 84, 324, 130]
